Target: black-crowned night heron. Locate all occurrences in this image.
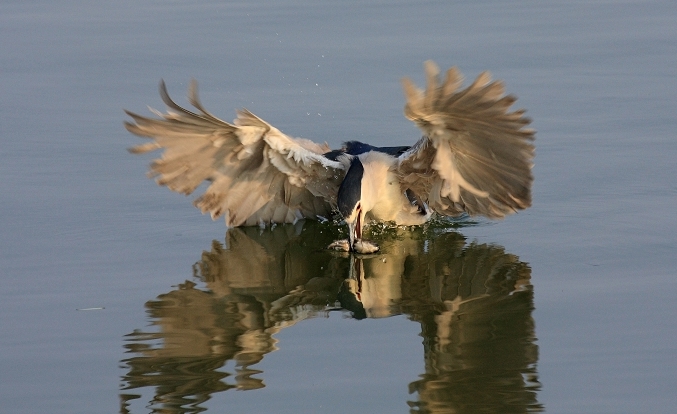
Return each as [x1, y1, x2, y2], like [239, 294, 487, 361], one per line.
[125, 61, 534, 252]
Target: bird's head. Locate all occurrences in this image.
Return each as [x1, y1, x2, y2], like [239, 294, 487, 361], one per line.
[337, 157, 366, 250]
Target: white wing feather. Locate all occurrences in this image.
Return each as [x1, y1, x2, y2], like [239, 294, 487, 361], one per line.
[125, 80, 344, 226]
[398, 61, 535, 219]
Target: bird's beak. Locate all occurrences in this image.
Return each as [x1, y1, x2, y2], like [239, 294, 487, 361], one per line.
[347, 206, 363, 251]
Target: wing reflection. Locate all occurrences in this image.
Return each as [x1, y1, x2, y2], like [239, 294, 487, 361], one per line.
[120, 221, 541, 413]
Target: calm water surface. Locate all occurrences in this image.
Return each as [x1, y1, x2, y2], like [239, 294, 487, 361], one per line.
[120, 223, 540, 413]
[1, 1, 676, 413]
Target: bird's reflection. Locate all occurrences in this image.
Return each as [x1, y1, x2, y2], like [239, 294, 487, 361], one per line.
[120, 221, 542, 413]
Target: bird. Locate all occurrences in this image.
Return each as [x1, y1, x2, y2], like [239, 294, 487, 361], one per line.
[124, 61, 535, 252]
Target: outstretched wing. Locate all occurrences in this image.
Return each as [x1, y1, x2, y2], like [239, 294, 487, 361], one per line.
[397, 61, 535, 219]
[125, 80, 344, 227]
